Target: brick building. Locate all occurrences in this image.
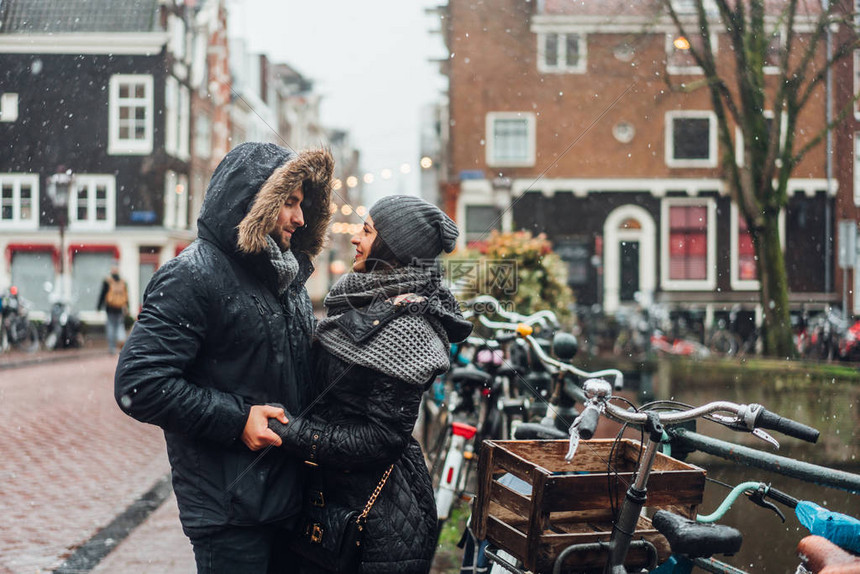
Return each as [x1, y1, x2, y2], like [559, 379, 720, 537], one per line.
[0, 0, 360, 320]
[438, 0, 838, 334]
[832, 4, 860, 316]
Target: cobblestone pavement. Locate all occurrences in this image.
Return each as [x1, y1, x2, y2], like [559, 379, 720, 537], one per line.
[0, 347, 456, 573]
[0, 354, 171, 573]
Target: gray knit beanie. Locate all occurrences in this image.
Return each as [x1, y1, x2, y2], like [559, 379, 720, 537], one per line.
[369, 195, 459, 265]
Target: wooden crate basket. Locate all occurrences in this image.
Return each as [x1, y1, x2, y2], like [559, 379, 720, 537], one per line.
[473, 439, 706, 573]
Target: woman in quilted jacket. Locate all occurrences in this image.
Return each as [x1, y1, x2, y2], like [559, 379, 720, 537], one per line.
[270, 195, 472, 574]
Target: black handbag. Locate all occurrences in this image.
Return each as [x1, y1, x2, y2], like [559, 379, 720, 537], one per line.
[289, 464, 394, 573]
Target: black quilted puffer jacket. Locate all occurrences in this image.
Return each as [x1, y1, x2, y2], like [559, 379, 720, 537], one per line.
[274, 346, 439, 574]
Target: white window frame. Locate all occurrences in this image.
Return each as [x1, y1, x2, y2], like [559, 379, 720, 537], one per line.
[178, 84, 190, 160]
[661, 197, 717, 291]
[0, 173, 39, 230]
[108, 74, 154, 155]
[670, 0, 718, 14]
[464, 203, 502, 243]
[854, 133, 860, 206]
[194, 113, 212, 160]
[169, 14, 187, 62]
[854, 51, 860, 120]
[176, 173, 189, 230]
[486, 112, 537, 168]
[165, 76, 179, 157]
[165, 76, 190, 161]
[164, 170, 177, 229]
[856, 0, 860, 31]
[537, 32, 587, 74]
[163, 171, 189, 230]
[730, 202, 786, 291]
[666, 32, 717, 75]
[68, 174, 115, 231]
[1, 93, 19, 122]
[665, 110, 718, 168]
[763, 28, 785, 76]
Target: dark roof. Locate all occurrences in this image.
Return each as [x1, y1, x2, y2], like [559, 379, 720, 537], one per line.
[0, 0, 160, 34]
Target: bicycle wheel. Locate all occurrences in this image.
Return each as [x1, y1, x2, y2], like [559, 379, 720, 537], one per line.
[427, 421, 452, 492]
[12, 321, 39, 353]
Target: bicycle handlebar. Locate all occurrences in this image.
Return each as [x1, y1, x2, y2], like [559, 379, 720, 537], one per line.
[584, 379, 819, 443]
[475, 314, 625, 388]
[574, 404, 601, 440]
[466, 295, 560, 328]
[754, 407, 820, 443]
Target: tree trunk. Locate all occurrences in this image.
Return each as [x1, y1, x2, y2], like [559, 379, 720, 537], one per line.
[755, 214, 796, 358]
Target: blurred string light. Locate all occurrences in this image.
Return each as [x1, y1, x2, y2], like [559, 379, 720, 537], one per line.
[333, 159, 434, 193]
[673, 36, 690, 50]
[331, 222, 364, 235]
[327, 159, 436, 234]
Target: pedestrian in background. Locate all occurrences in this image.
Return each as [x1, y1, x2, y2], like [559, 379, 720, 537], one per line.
[114, 142, 333, 573]
[269, 195, 472, 574]
[96, 264, 128, 354]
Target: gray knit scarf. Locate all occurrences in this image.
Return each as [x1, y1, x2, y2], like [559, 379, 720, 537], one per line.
[264, 235, 299, 295]
[315, 267, 457, 385]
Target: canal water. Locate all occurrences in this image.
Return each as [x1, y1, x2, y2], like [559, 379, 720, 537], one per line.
[647, 358, 860, 572]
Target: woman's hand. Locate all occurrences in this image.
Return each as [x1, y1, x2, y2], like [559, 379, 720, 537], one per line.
[390, 293, 425, 306]
[241, 404, 289, 451]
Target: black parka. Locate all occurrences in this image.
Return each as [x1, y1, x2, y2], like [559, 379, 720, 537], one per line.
[115, 142, 333, 532]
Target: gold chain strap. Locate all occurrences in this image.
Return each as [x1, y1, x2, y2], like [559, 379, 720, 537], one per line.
[358, 464, 394, 522]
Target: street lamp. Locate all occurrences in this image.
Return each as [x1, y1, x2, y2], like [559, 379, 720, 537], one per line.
[47, 168, 74, 298]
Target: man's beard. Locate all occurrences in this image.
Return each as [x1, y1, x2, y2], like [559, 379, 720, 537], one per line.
[271, 231, 291, 251]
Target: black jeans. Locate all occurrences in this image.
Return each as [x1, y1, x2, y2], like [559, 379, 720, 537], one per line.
[188, 523, 297, 574]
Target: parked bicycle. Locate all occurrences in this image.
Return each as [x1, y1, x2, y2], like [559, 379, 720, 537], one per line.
[1, 286, 39, 353]
[462, 323, 859, 574]
[425, 296, 575, 540]
[806, 307, 846, 361]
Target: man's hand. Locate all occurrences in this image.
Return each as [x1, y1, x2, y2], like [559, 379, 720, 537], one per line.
[241, 405, 289, 451]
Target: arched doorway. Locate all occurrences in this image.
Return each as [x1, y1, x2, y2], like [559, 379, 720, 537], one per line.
[603, 205, 656, 314]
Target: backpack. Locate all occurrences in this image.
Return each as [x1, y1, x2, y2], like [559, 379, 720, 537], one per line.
[105, 277, 128, 309]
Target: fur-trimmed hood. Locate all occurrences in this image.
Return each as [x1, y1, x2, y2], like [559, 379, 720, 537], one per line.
[197, 142, 333, 259]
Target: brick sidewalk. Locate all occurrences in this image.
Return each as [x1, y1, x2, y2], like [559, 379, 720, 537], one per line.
[90, 491, 194, 573]
[0, 355, 169, 573]
[0, 336, 108, 370]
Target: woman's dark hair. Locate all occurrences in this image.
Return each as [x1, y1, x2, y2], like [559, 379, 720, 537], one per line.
[365, 233, 401, 271]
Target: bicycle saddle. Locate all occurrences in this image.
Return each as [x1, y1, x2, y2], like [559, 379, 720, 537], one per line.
[449, 366, 492, 386]
[512, 422, 568, 440]
[523, 371, 552, 392]
[652, 510, 743, 558]
[495, 364, 523, 379]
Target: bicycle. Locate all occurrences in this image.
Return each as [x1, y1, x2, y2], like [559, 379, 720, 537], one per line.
[484, 376, 855, 573]
[426, 296, 585, 542]
[468, 326, 859, 573]
[1, 286, 40, 353]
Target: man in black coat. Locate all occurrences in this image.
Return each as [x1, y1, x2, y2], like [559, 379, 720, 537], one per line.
[115, 142, 333, 573]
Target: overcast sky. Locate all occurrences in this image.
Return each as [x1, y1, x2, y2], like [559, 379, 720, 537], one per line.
[226, 0, 448, 203]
